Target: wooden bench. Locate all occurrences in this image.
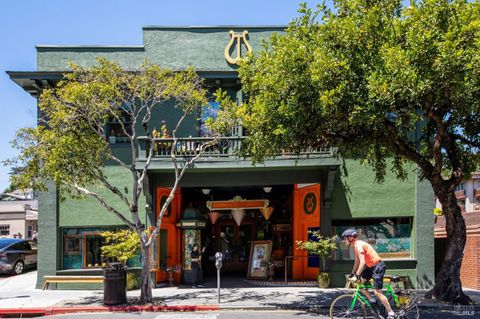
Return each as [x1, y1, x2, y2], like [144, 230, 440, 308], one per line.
[42, 275, 104, 290]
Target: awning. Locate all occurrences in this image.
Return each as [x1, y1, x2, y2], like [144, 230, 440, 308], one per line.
[25, 209, 38, 221]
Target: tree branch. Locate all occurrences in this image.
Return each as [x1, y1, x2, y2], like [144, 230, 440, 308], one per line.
[67, 182, 135, 229]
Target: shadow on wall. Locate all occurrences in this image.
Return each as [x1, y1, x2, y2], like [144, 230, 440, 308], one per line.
[330, 167, 354, 219]
[417, 274, 434, 290]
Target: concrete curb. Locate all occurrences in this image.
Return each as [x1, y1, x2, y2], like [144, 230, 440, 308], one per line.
[0, 302, 478, 317]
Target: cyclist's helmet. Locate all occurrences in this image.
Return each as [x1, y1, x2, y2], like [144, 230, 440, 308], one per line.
[341, 229, 358, 238]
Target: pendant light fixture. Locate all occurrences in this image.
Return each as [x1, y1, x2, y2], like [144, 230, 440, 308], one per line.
[231, 208, 245, 226]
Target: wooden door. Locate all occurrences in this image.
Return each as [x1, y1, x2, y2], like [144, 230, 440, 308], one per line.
[155, 187, 181, 284]
[292, 184, 321, 280]
[215, 219, 253, 273]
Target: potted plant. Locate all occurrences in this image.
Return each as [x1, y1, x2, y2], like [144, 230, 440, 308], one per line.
[296, 231, 338, 288]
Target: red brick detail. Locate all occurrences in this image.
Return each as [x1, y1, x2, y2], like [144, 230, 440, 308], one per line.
[460, 233, 480, 290]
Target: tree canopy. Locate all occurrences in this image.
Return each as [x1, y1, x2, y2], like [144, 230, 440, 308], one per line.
[7, 58, 209, 303]
[233, 0, 480, 304]
[239, 0, 479, 183]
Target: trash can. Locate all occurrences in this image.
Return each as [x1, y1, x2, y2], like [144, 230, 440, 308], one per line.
[103, 262, 127, 305]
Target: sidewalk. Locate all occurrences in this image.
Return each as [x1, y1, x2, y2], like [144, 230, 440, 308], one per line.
[0, 271, 478, 316]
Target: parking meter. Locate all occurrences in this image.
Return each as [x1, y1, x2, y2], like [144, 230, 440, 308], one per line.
[215, 252, 223, 303]
[215, 252, 223, 269]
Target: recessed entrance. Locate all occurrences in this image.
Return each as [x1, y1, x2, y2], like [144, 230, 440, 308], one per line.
[154, 183, 322, 285]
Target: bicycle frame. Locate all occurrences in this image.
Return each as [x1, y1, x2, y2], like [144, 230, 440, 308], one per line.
[349, 282, 401, 311]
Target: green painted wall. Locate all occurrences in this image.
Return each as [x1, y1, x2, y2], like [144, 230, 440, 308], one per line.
[147, 99, 198, 137]
[37, 27, 285, 72]
[415, 176, 435, 289]
[59, 166, 146, 227]
[331, 160, 416, 219]
[36, 180, 59, 289]
[143, 27, 283, 71]
[37, 47, 144, 71]
[31, 26, 435, 288]
[327, 160, 434, 289]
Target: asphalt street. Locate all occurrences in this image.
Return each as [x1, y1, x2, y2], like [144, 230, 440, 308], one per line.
[43, 308, 479, 319]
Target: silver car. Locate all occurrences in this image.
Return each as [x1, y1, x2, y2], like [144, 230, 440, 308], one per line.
[0, 238, 37, 275]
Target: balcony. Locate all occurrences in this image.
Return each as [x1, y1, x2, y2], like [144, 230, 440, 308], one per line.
[455, 189, 466, 200]
[136, 136, 338, 170]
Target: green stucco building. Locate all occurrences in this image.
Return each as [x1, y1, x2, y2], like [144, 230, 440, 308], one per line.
[8, 26, 434, 289]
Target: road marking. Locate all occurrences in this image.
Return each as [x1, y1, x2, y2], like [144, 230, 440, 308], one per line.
[154, 314, 219, 319]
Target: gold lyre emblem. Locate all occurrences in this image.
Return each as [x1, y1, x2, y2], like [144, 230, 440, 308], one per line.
[224, 30, 253, 65]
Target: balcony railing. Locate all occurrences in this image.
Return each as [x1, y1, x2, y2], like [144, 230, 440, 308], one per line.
[137, 136, 334, 159]
[474, 188, 480, 198]
[455, 189, 466, 199]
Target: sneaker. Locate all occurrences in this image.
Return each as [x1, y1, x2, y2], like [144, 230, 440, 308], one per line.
[197, 284, 206, 288]
[191, 285, 197, 288]
[387, 313, 396, 319]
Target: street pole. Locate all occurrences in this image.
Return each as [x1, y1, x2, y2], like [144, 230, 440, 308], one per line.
[217, 267, 220, 303]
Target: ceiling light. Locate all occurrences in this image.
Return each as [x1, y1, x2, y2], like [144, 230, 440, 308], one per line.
[201, 188, 211, 195]
[263, 186, 272, 193]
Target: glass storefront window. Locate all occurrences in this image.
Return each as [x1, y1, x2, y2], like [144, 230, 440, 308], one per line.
[62, 227, 141, 270]
[333, 218, 412, 260]
[84, 234, 104, 268]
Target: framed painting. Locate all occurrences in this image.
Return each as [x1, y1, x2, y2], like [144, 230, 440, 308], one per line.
[247, 240, 273, 279]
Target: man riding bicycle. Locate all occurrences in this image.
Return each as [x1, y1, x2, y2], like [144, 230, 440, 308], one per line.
[342, 228, 396, 319]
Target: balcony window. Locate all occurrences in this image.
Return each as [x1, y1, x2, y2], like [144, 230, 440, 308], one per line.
[200, 101, 220, 137]
[107, 122, 132, 144]
[106, 110, 132, 144]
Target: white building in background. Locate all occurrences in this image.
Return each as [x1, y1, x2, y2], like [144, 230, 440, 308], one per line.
[435, 172, 480, 213]
[0, 189, 38, 239]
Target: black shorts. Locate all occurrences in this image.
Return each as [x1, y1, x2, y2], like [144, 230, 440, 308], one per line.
[361, 261, 386, 289]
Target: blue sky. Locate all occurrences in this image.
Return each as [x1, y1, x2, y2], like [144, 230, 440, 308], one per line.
[0, 0, 321, 191]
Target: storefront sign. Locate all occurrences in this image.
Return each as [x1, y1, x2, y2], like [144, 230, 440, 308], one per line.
[303, 192, 317, 215]
[224, 30, 252, 65]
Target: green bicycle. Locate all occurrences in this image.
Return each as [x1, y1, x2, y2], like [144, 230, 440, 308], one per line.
[330, 276, 420, 319]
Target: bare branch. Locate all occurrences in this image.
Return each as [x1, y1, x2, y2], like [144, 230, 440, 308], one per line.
[91, 169, 132, 209]
[67, 182, 135, 229]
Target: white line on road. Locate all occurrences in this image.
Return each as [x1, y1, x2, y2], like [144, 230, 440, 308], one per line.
[154, 314, 219, 319]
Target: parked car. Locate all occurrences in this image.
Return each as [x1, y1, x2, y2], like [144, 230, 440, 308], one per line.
[0, 238, 37, 275]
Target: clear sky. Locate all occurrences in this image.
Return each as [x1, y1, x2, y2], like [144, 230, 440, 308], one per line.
[0, 0, 321, 192]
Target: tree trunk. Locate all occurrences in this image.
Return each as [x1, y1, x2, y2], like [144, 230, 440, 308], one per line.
[426, 190, 472, 305]
[139, 240, 153, 304]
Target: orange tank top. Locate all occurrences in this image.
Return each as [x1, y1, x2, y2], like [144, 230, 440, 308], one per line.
[354, 240, 382, 267]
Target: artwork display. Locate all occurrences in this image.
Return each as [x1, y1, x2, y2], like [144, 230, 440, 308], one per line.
[182, 229, 201, 271]
[333, 218, 412, 260]
[247, 240, 273, 279]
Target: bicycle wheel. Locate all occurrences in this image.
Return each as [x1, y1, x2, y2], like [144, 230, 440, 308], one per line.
[330, 294, 367, 319]
[390, 292, 420, 319]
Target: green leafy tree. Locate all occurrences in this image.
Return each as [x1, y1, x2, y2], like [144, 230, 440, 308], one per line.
[100, 229, 140, 265]
[231, 0, 479, 304]
[6, 58, 216, 303]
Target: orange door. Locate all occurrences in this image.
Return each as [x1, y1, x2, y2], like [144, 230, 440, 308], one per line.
[155, 187, 181, 284]
[292, 184, 321, 280]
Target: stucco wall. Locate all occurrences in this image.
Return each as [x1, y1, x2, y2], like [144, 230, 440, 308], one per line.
[59, 166, 146, 227]
[331, 160, 416, 219]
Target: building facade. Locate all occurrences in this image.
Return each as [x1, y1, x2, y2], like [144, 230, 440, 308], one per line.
[8, 26, 434, 289]
[0, 189, 38, 241]
[435, 172, 480, 289]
